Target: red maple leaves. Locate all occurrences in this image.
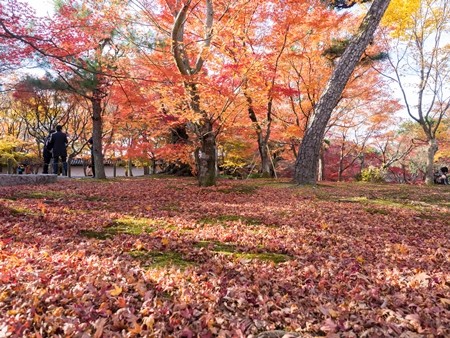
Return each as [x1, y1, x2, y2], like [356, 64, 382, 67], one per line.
[0, 179, 449, 336]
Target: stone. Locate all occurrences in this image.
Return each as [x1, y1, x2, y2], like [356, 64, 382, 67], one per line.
[0, 174, 58, 187]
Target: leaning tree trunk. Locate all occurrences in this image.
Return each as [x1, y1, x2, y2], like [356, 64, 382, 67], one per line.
[425, 138, 438, 185]
[91, 96, 106, 179]
[294, 0, 391, 184]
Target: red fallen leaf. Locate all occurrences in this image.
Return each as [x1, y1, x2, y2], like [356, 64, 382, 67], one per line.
[405, 313, 422, 331]
[180, 327, 194, 338]
[1, 178, 449, 337]
[320, 318, 337, 333]
[93, 318, 107, 338]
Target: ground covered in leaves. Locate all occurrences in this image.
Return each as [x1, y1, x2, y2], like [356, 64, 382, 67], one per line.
[0, 177, 449, 337]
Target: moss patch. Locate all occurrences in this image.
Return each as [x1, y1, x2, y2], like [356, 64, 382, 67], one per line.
[79, 229, 111, 240]
[16, 191, 67, 199]
[79, 216, 157, 239]
[198, 214, 262, 226]
[111, 216, 156, 235]
[234, 252, 291, 263]
[160, 202, 181, 212]
[195, 241, 290, 263]
[9, 206, 36, 216]
[218, 184, 258, 195]
[364, 207, 390, 215]
[195, 241, 237, 252]
[129, 249, 193, 268]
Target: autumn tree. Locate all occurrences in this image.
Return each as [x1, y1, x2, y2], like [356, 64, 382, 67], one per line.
[1, 0, 132, 179]
[12, 76, 92, 162]
[327, 99, 396, 181]
[129, 0, 250, 186]
[293, 0, 392, 184]
[380, 0, 450, 184]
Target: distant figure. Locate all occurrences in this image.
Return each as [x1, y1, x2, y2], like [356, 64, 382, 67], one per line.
[17, 164, 25, 175]
[439, 166, 448, 185]
[42, 129, 55, 174]
[86, 165, 93, 177]
[48, 125, 68, 176]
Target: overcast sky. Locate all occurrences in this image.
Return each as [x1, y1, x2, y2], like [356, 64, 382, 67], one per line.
[25, 0, 54, 16]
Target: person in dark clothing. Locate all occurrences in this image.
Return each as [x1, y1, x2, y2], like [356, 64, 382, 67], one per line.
[439, 166, 448, 185]
[48, 125, 69, 176]
[42, 129, 55, 174]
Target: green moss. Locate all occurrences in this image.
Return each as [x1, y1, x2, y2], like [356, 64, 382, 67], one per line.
[234, 252, 291, 263]
[129, 250, 193, 268]
[195, 241, 237, 252]
[17, 191, 67, 199]
[364, 207, 390, 215]
[9, 206, 35, 216]
[198, 214, 262, 226]
[160, 202, 181, 212]
[79, 216, 157, 240]
[79, 229, 111, 240]
[218, 184, 258, 194]
[84, 196, 104, 201]
[111, 216, 156, 235]
[195, 241, 290, 263]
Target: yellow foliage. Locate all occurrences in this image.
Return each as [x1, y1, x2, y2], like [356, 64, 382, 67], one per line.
[382, 0, 420, 37]
[0, 136, 32, 165]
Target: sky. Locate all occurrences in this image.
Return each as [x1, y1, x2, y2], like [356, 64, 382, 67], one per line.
[25, 0, 53, 16]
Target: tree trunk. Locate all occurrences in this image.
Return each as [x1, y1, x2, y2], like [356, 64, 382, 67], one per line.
[359, 154, 365, 178]
[259, 140, 272, 178]
[7, 159, 13, 174]
[294, 0, 391, 184]
[91, 97, 106, 179]
[245, 89, 273, 177]
[425, 138, 438, 185]
[126, 159, 133, 177]
[318, 146, 325, 181]
[195, 121, 217, 187]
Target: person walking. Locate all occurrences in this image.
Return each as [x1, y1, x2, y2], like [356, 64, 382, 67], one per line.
[42, 129, 55, 174]
[48, 125, 69, 176]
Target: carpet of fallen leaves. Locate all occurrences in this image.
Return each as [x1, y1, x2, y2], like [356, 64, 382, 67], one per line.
[0, 177, 449, 338]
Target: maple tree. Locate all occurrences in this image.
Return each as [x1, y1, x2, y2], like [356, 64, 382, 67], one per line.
[1, 0, 446, 185]
[1, 0, 132, 179]
[380, 0, 450, 184]
[11, 76, 92, 160]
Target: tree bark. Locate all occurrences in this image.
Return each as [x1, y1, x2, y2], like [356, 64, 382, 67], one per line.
[244, 87, 273, 177]
[425, 138, 438, 185]
[338, 136, 345, 182]
[247, 100, 272, 177]
[91, 96, 106, 179]
[195, 120, 217, 186]
[171, 0, 216, 186]
[294, 0, 391, 184]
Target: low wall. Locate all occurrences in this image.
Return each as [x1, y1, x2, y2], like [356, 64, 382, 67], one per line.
[0, 174, 58, 187]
